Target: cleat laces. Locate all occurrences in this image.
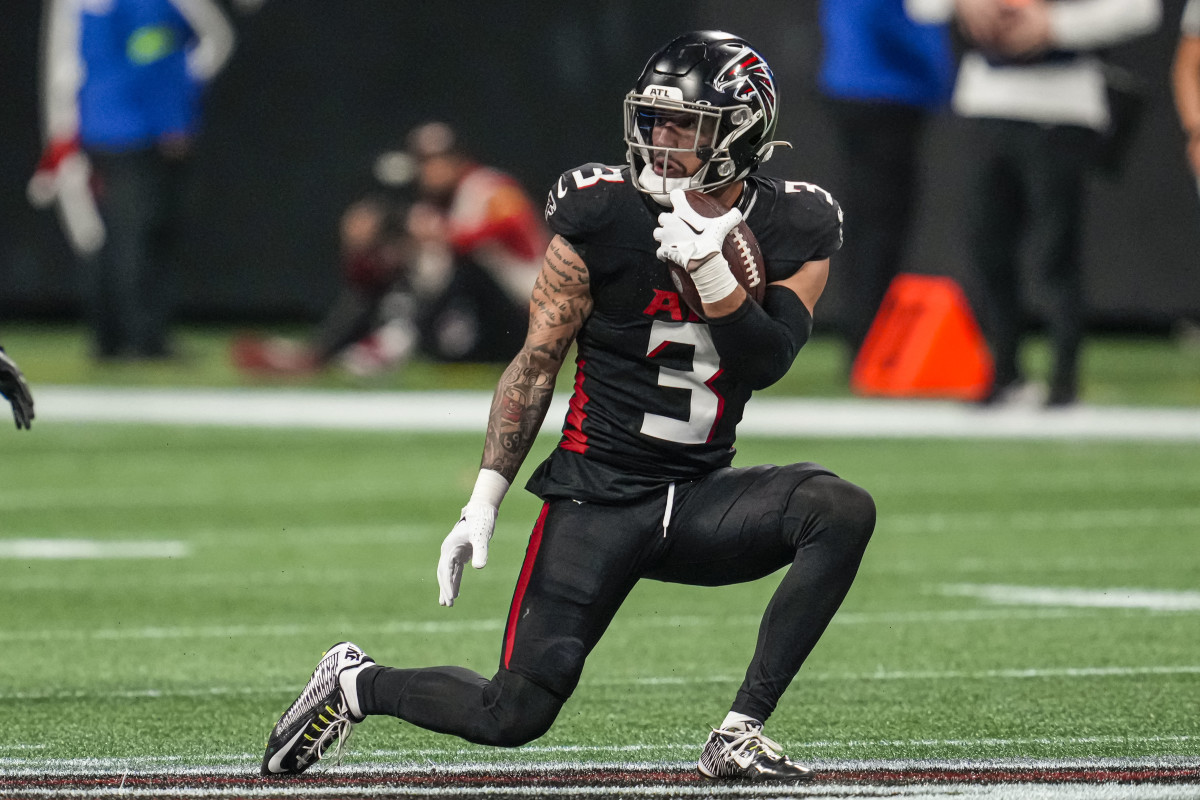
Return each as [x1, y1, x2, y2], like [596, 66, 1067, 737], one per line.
[296, 695, 357, 770]
[715, 726, 785, 768]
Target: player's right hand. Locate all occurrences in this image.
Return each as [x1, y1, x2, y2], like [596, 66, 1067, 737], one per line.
[653, 188, 741, 270]
[436, 500, 497, 607]
[0, 348, 34, 430]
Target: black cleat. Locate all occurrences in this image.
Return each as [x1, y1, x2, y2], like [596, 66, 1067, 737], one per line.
[261, 641, 373, 776]
[697, 721, 815, 782]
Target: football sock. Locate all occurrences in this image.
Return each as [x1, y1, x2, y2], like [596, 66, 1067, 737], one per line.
[339, 663, 372, 719]
[721, 711, 761, 730]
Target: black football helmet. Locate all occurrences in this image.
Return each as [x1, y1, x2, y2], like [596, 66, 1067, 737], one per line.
[624, 31, 789, 200]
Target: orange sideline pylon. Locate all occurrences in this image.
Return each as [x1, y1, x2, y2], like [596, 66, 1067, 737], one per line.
[850, 273, 994, 401]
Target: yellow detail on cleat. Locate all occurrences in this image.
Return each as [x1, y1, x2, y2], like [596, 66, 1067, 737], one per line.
[318, 715, 330, 724]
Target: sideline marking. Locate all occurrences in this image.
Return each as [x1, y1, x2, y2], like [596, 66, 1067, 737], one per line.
[34, 387, 1200, 441]
[942, 584, 1200, 611]
[1, 758, 1198, 800]
[3, 753, 1197, 773]
[0, 539, 188, 560]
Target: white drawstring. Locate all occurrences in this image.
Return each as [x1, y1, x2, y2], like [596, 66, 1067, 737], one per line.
[662, 482, 675, 537]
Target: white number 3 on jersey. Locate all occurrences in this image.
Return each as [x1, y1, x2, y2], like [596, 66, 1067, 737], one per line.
[640, 320, 722, 445]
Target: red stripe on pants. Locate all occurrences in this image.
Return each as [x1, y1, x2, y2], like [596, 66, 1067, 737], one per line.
[503, 502, 549, 669]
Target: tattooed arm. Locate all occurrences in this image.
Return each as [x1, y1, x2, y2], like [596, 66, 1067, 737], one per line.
[435, 235, 591, 606]
[482, 235, 593, 481]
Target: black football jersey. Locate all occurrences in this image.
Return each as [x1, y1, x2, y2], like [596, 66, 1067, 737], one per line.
[526, 163, 842, 503]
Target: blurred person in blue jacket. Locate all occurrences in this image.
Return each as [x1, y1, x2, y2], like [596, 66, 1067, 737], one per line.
[31, 0, 234, 361]
[818, 0, 956, 367]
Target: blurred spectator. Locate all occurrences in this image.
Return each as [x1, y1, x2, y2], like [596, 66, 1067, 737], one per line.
[926, 0, 1161, 406]
[232, 154, 419, 376]
[31, 0, 234, 361]
[402, 121, 545, 363]
[818, 0, 956, 369]
[233, 122, 546, 376]
[1173, 0, 1200, 196]
[0, 348, 34, 430]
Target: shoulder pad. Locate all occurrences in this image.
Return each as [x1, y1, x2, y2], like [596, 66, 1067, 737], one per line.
[775, 180, 844, 262]
[544, 163, 628, 241]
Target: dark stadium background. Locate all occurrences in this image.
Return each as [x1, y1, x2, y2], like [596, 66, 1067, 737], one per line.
[1, 0, 1196, 333]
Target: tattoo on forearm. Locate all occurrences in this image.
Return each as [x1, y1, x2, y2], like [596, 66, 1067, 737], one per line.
[483, 351, 558, 481]
[481, 237, 591, 482]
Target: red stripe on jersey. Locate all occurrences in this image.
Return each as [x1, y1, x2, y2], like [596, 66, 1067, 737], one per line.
[560, 360, 589, 454]
[503, 502, 549, 670]
[704, 367, 726, 443]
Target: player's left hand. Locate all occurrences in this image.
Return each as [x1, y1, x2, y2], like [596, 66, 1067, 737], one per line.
[27, 137, 81, 208]
[436, 500, 497, 607]
[653, 188, 742, 270]
[0, 348, 34, 430]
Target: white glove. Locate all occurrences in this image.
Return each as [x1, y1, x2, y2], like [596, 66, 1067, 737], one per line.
[436, 468, 509, 607]
[653, 188, 742, 304]
[437, 501, 497, 607]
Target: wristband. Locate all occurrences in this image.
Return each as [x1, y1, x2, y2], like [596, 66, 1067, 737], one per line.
[469, 468, 510, 509]
[689, 253, 739, 304]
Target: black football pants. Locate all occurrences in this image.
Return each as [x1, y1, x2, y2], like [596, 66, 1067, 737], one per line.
[357, 463, 876, 746]
[963, 118, 1099, 398]
[85, 148, 184, 359]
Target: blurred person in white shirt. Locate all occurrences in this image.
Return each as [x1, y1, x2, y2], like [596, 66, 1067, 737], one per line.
[915, 0, 1161, 407]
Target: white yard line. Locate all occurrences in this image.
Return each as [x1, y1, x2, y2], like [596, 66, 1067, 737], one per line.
[941, 584, 1200, 611]
[3, 751, 1197, 773]
[612, 665, 1200, 686]
[5, 783, 1196, 800]
[886, 507, 1200, 535]
[33, 387, 1200, 441]
[4, 666, 1197, 702]
[6, 787, 1200, 800]
[0, 539, 189, 560]
[0, 607, 1136, 644]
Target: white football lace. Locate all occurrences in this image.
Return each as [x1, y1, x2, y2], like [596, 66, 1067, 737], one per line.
[718, 727, 785, 763]
[296, 696, 357, 769]
[731, 229, 761, 288]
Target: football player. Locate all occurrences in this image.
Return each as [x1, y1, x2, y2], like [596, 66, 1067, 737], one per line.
[263, 31, 875, 783]
[0, 348, 34, 430]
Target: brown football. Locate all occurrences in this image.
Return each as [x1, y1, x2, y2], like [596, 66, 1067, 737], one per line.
[666, 189, 767, 318]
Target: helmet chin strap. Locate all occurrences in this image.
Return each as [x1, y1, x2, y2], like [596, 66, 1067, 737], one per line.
[638, 164, 696, 207]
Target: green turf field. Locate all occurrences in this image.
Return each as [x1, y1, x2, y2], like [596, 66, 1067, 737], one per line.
[3, 423, 1198, 772]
